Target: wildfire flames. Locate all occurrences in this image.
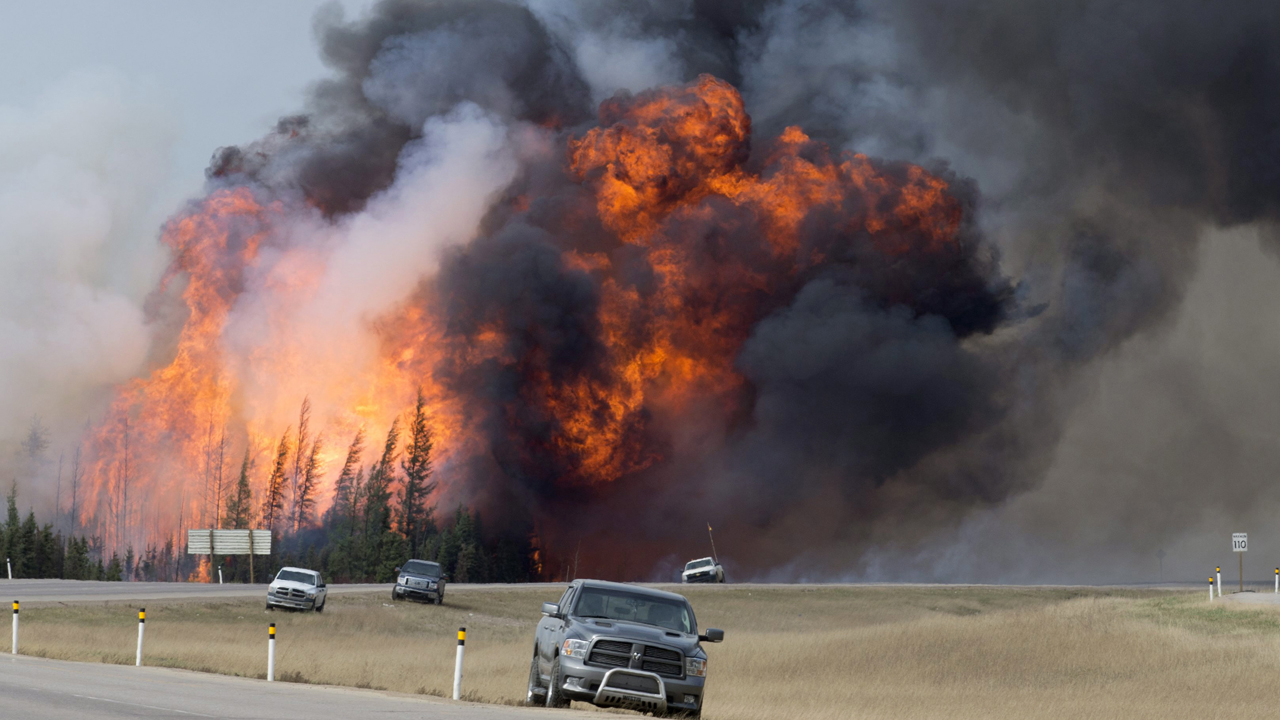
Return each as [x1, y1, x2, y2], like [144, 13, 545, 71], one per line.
[78, 75, 995, 576]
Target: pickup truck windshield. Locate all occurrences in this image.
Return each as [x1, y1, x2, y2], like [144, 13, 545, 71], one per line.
[402, 560, 441, 578]
[276, 570, 316, 585]
[573, 588, 694, 634]
[685, 559, 714, 570]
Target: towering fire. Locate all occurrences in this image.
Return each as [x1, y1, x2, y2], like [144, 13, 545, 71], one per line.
[76, 66, 1010, 580]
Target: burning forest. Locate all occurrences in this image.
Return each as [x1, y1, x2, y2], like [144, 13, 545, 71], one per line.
[7, 0, 1280, 583]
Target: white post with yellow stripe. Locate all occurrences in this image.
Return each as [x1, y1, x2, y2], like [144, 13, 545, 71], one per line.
[453, 627, 466, 700]
[136, 608, 145, 666]
[10, 600, 17, 654]
[268, 623, 276, 682]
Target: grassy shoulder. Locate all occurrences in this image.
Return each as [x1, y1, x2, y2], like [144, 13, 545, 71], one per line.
[15, 584, 1280, 719]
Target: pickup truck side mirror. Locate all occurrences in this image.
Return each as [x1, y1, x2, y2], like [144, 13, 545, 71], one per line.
[541, 602, 561, 618]
[394, 566, 401, 574]
[699, 628, 724, 643]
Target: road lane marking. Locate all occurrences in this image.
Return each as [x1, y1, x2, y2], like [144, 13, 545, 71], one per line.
[68, 693, 218, 717]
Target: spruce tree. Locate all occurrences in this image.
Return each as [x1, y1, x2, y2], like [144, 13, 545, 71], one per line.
[19, 511, 38, 577]
[363, 419, 403, 581]
[399, 388, 436, 557]
[327, 429, 364, 528]
[289, 397, 311, 532]
[4, 482, 19, 575]
[224, 451, 255, 530]
[105, 553, 123, 581]
[260, 430, 291, 532]
[294, 437, 323, 532]
[65, 537, 89, 580]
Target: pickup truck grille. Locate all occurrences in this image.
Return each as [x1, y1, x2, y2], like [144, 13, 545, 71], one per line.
[587, 639, 683, 678]
[589, 651, 629, 668]
[643, 646, 681, 663]
[275, 588, 306, 599]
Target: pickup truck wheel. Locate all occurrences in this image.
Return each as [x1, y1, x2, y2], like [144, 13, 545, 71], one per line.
[315, 599, 325, 613]
[391, 589, 401, 602]
[434, 593, 442, 605]
[544, 658, 569, 709]
[525, 653, 546, 705]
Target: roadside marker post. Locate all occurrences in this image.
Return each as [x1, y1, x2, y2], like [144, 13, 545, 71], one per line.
[1210, 577, 1215, 602]
[6, 558, 10, 579]
[1274, 568, 1277, 594]
[1216, 567, 1222, 597]
[10, 601, 16, 654]
[267, 623, 276, 682]
[218, 567, 223, 585]
[453, 627, 466, 700]
[136, 609, 145, 666]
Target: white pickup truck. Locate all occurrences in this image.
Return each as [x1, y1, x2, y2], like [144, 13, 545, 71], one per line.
[266, 567, 328, 612]
[681, 557, 724, 584]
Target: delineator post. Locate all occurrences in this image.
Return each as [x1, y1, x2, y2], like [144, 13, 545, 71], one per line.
[268, 623, 276, 682]
[453, 627, 466, 700]
[136, 608, 145, 666]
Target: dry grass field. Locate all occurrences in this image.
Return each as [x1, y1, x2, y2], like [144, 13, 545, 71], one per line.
[16, 584, 1280, 719]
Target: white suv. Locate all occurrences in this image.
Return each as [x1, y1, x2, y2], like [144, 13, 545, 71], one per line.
[266, 567, 327, 612]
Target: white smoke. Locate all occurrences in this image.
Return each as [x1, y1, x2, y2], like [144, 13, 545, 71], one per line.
[220, 102, 522, 445]
[0, 69, 173, 449]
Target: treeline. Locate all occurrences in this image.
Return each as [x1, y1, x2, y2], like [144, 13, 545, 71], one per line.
[216, 389, 537, 584]
[0, 484, 123, 581]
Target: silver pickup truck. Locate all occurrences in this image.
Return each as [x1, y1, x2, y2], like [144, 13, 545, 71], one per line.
[527, 579, 723, 718]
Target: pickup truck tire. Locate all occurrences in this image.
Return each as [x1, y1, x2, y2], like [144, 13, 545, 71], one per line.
[525, 653, 546, 705]
[434, 593, 443, 605]
[391, 589, 401, 601]
[315, 599, 325, 612]
[544, 658, 569, 708]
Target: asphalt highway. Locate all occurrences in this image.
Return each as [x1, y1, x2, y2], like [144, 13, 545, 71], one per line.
[0, 579, 569, 604]
[0, 578, 1211, 606]
[0, 579, 385, 604]
[0, 654, 569, 719]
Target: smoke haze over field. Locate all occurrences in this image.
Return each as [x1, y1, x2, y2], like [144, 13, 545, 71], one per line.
[6, 0, 1280, 582]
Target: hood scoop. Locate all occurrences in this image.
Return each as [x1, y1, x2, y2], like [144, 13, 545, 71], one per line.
[590, 620, 614, 628]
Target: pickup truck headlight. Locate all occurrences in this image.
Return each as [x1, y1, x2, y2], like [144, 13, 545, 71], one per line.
[398, 575, 408, 585]
[306, 591, 316, 599]
[685, 657, 707, 677]
[562, 639, 589, 659]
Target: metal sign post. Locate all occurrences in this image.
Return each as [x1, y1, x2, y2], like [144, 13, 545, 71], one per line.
[1232, 533, 1247, 593]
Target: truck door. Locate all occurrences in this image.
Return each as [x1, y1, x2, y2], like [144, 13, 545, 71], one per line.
[540, 585, 575, 671]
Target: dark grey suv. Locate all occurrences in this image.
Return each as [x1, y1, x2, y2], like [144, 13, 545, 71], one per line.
[391, 559, 447, 604]
[527, 579, 724, 717]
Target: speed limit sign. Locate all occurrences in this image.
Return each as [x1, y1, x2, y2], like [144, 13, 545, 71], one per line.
[1233, 533, 1248, 552]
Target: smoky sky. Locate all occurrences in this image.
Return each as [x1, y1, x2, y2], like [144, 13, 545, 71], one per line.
[151, 0, 1280, 580]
